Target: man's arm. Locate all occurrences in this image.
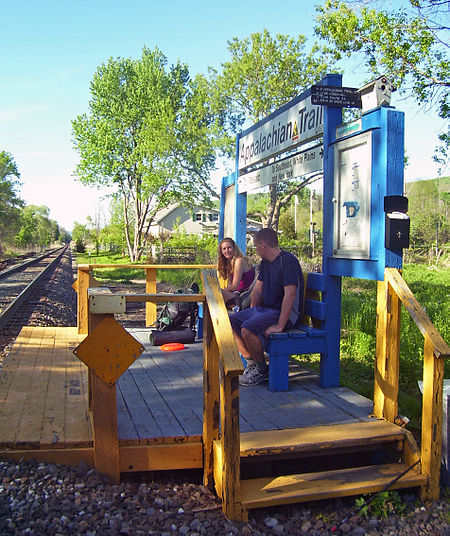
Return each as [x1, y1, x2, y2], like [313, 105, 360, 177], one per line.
[250, 279, 263, 307]
[264, 284, 296, 337]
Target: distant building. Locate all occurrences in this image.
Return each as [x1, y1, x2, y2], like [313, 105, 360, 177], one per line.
[148, 203, 262, 238]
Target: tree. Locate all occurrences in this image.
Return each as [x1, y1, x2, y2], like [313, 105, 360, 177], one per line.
[72, 47, 229, 261]
[315, 0, 449, 171]
[15, 205, 57, 249]
[213, 29, 337, 230]
[0, 151, 24, 251]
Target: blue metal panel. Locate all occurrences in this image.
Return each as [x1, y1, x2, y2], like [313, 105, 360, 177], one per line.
[327, 106, 405, 280]
[306, 272, 327, 292]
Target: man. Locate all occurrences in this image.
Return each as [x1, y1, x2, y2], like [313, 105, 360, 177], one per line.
[229, 228, 303, 386]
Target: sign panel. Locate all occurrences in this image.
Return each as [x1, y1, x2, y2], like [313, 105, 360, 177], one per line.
[311, 85, 362, 108]
[333, 131, 372, 259]
[336, 119, 362, 140]
[238, 145, 323, 193]
[238, 93, 323, 171]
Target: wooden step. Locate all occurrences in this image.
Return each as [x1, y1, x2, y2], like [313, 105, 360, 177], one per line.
[240, 463, 426, 511]
[238, 420, 406, 458]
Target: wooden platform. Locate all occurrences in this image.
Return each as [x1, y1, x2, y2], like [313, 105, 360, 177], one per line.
[0, 326, 376, 468]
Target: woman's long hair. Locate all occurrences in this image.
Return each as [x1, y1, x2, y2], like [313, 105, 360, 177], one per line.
[217, 237, 246, 280]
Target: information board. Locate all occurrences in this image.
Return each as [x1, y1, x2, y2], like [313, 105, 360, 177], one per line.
[311, 85, 362, 108]
[333, 131, 372, 259]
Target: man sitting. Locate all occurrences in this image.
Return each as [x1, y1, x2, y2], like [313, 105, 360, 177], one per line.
[229, 228, 303, 386]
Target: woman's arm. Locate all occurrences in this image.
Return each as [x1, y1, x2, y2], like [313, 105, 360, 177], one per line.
[225, 257, 246, 292]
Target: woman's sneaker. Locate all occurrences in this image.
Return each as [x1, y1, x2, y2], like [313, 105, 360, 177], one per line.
[239, 365, 268, 386]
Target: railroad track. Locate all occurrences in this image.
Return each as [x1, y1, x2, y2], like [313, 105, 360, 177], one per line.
[0, 247, 67, 330]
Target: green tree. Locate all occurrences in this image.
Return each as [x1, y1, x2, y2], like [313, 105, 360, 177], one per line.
[0, 151, 24, 251]
[315, 0, 449, 170]
[212, 29, 336, 230]
[72, 47, 228, 261]
[15, 205, 56, 249]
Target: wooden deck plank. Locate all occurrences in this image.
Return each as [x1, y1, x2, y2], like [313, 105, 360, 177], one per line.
[116, 385, 139, 443]
[117, 368, 163, 441]
[14, 327, 55, 447]
[0, 327, 46, 446]
[61, 329, 92, 446]
[124, 357, 188, 439]
[240, 463, 426, 509]
[135, 352, 203, 437]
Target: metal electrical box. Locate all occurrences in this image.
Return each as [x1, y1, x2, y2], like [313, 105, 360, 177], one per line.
[385, 212, 410, 249]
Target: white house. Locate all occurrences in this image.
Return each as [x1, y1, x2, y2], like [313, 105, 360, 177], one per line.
[148, 203, 263, 238]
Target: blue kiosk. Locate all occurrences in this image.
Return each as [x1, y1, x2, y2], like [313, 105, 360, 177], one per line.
[219, 73, 409, 390]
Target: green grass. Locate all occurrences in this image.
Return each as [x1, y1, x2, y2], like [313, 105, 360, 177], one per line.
[294, 263, 450, 435]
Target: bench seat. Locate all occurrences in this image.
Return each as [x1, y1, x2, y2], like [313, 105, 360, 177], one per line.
[266, 272, 332, 392]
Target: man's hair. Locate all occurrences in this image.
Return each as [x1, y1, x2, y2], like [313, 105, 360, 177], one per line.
[255, 228, 278, 247]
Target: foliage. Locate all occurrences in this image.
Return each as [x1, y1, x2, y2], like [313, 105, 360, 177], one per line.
[315, 0, 449, 168]
[355, 490, 407, 519]
[15, 205, 59, 249]
[72, 46, 229, 262]
[0, 151, 24, 252]
[212, 29, 337, 230]
[406, 177, 449, 246]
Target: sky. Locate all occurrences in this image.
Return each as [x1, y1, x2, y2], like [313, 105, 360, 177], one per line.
[1, 0, 447, 232]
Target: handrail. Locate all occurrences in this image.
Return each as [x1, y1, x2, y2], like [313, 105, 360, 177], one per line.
[201, 269, 244, 376]
[201, 268, 243, 519]
[385, 267, 449, 359]
[77, 263, 216, 334]
[375, 267, 449, 502]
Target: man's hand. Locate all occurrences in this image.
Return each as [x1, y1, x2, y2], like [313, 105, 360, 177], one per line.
[264, 324, 284, 337]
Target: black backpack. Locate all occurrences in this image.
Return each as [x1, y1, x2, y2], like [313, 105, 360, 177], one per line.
[154, 283, 199, 332]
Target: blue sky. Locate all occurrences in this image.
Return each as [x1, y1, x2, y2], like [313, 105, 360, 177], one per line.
[0, 0, 447, 232]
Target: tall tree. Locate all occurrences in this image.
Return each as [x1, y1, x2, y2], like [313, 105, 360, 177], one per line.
[72, 47, 229, 261]
[315, 0, 449, 171]
[15, 205, 57, 249]
[213, 29, 336, 230]
[0, 151, 24, 251]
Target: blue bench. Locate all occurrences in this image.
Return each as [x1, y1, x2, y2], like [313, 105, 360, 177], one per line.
[266, 272, 337, 392]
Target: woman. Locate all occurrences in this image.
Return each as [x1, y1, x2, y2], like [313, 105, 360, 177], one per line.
[217, 237, 255, 308]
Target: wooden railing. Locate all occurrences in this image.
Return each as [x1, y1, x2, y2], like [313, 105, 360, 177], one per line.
[374, 267, 449, 500]
[201, 269, 244, 519]
[76, 263, 215, 334]
[75, 264, 244, 518]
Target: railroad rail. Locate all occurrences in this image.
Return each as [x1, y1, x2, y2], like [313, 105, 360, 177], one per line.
[0, 246, 67, 330]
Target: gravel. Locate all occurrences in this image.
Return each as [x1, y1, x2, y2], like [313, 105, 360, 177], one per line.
[0, 458, 448, 535]
[0, 250, 448, 535]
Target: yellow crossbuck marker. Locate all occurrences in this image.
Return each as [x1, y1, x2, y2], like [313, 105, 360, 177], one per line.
[73, 316, 144, 386]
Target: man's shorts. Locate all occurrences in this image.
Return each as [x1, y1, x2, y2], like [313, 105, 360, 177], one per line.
[229, 306, 281, 337]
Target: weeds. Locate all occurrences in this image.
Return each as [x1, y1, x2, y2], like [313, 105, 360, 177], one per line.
[355, 491, 407, 519]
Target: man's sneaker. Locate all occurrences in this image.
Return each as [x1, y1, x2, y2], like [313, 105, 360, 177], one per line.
[239, 365, 268, 386]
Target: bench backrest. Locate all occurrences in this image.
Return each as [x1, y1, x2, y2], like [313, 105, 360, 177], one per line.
[299, 272, 326, 328]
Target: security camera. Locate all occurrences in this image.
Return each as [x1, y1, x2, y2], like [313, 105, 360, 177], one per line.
[358, 76, 396, 112]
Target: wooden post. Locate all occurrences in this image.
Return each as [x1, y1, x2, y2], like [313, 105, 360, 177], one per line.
[374, 276, 400, 421]
[146, 267, 157, 327]
[77, 266, 90, 334]
[202, 303, 220, 488]
[89, 312, 120, 483]
[421, 337, 444, 501]
[220, 365, 242, 520]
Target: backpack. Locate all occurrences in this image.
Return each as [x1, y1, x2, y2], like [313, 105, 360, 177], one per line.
[154, 283, 199, 332]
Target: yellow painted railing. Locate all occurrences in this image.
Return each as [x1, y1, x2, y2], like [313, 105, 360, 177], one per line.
[374, 267, 449, 500]
[76, 263, 215, 334]
[201, 269, 244, 520]
[75, 263, 244, 519]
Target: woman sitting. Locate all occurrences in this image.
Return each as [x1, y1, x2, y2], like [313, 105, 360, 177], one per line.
[217, 237, 255, 309]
